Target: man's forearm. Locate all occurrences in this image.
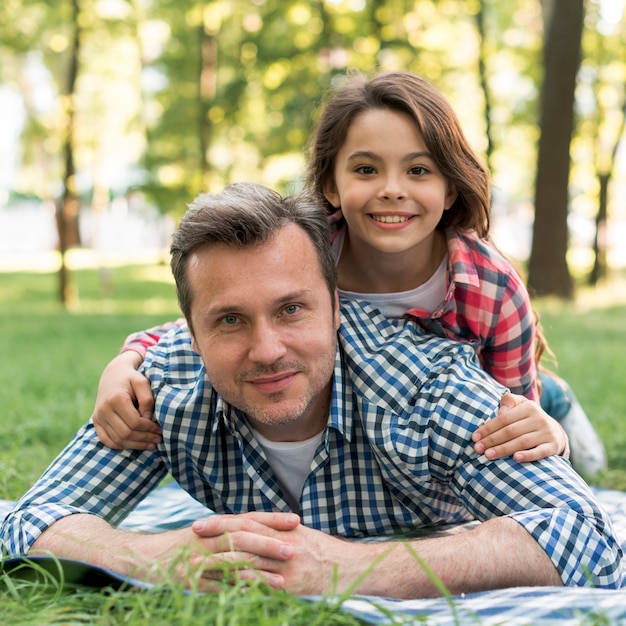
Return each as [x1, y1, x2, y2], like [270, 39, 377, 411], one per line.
[30, 512, 299, 590]
[345, 516, 561, 599]
[30, 514, 199, 582]
[191, 512, 563, 598]
[32, 514, 155, 577]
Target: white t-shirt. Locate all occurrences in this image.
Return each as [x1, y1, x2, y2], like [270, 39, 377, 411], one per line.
[250, 427, 324, 513]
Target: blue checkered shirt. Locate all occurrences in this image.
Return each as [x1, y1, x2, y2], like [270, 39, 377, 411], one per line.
[1, 300, 622, 588]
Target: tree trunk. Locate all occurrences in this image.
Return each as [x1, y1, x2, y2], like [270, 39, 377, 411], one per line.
[199, 22, 217, 188]
[589, 79, 626, 286]
[475, 0, 494, 173]
[56, 0, 81, 307]
[589, 172, 608, 285]
[527, 0, 584, 298]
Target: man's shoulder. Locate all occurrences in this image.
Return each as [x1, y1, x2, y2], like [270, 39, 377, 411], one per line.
[144, 323, 204, 387]
[336, 300, 504, 436]
[338, 299, 467, 357]
[337, 299, 489, 398]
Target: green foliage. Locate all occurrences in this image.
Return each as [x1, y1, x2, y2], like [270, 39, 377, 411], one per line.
[3, 0, 626, 300]
[1, 0, 555, 211]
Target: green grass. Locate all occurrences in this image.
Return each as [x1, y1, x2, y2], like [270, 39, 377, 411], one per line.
[534, 283, 626, 490]
[0, 264, 183, 499]
[0, 569, 371, 626]
[0, 264, 625, 624]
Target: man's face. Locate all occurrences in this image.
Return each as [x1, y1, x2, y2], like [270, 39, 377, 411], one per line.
[188, 223, 340, 441]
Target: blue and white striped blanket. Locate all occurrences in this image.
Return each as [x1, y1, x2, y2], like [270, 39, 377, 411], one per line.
[2, 484, 626, 625]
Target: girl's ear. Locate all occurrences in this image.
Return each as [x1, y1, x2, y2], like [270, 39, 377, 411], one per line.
[323, 180, 341, 209]
[444, 182, 458, 210]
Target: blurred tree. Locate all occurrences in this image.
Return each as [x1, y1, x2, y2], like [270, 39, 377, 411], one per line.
[474, 0, 495, 173]
[0, 0, 146, 306]
[528, 0, 585, 298]
[0, 0, 61, 199]
[7, 0, 624, 300]
[579, 1, 626, 285]
[589, 89, 626, 285]
[56, 0, 81, 307]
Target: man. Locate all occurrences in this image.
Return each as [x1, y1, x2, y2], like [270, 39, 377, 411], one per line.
[1, 183, 621, 597]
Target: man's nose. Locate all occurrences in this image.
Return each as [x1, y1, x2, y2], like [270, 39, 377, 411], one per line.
[247, 320, 288, 364]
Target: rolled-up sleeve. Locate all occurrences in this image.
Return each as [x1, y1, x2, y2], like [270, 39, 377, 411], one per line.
[1, 422, 167, 556]
[453, 453, 623, 588]
[512, 495, 621, 587]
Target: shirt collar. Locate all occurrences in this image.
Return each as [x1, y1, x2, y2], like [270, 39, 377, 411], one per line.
[445, 228, 480, 288]
[327, 343, 353, 442]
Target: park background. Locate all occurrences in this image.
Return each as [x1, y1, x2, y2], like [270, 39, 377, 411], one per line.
[1, 1, 626, 622]
[2, 0, 626, 483]
[2, 0, 626, 481]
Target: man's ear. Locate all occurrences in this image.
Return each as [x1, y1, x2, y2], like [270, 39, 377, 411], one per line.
[323, 180, 341, 209]
[190, 333, 201, 355]
[334, 290, 341, 331]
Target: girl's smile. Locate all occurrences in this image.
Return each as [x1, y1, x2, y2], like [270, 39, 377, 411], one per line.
[370, 213, 415, 225]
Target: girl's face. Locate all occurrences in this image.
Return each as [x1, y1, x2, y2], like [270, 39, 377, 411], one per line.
[323, 108, 457, 259]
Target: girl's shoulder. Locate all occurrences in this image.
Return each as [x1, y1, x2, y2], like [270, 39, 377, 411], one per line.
[446, 229, 522, 281]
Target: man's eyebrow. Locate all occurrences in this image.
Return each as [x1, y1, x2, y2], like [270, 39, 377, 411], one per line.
[204, 290, 315, 317]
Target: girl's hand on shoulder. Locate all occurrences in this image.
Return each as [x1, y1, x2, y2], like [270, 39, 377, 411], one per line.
[93, 351, 161, 450]
[472, 393, 568, 462]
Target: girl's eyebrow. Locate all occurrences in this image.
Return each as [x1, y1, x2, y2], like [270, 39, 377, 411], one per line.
[346, 150, 434, 163]
[346, 150, 380, 162]
[405, 151, 433, 162]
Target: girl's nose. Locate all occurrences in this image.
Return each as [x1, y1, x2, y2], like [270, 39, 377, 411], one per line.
[379, 174, 406, 200]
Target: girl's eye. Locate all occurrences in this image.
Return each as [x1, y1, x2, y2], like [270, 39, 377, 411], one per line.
[355, 165, 376, 175]
[409, 165, 428, 176]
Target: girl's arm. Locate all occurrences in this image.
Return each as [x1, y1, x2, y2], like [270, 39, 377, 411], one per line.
[121, 319, 185, 358]
[92, 319, 185, 449]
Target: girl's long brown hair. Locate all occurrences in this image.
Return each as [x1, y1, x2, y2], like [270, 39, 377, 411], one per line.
[306, 70, 552, 383]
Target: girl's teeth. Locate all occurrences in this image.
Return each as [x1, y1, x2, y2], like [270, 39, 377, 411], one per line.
[373, 215, 409, 223]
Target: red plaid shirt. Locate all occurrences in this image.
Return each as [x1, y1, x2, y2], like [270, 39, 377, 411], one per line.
[122, 228, 539, 402]
[404, 229, 538, 401]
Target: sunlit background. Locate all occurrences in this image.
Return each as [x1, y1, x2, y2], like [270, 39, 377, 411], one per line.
[0, 0, 624, 284]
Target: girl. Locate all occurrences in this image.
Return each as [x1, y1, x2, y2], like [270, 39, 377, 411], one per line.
[93, 71, 605, 475]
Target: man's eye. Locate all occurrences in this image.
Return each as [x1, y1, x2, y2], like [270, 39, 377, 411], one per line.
[283, 304, 301, 315]
[221, 315, 239, 325]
